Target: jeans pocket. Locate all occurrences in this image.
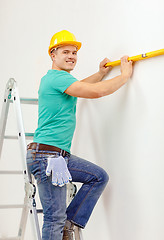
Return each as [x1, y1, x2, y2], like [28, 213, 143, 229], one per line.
[26, 151, 47, 184]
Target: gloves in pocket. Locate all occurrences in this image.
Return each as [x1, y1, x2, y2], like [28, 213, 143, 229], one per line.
[46, 155, 72, 187]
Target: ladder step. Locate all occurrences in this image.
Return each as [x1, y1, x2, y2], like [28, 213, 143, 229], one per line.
[0, 205, 43, 213]
[4, 136, 18, 140]
[0, 204, 24, 209]
[25, 133, 34, 137]
[0, 170, 22, 174]
[0, 237, 20, 240]
[9, 98, 38, 104]
[20, 98, 38, 105]
[4, 133, 34, 140]
[36, 209, 43, 214]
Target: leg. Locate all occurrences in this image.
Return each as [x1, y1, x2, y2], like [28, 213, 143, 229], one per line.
[39, 178, 67, 240]
[26, 150, 67, 240]
[67, 154, 109, 228]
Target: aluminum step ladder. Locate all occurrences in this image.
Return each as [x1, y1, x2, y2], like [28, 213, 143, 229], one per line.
[0, 78, 83, 240]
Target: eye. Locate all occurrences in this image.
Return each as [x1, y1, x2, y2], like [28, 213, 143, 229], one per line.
[63, 51, 68, 54]
[73, 52, 77, 55]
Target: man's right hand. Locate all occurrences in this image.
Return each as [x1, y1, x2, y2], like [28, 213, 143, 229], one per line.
[120, 56, 133, 81]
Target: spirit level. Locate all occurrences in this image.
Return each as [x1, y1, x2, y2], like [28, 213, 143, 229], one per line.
[105, 49, 164, 67]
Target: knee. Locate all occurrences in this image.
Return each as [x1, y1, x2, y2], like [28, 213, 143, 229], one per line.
[44, 211, 67, 225]
[99, 168, 109, 186]
[93, 167, 109, 187]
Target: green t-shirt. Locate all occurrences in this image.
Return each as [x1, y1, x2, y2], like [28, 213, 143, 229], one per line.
[33, 69, 78, 153]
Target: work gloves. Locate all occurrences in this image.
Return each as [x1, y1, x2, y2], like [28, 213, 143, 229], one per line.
[46, 155, 72, 187]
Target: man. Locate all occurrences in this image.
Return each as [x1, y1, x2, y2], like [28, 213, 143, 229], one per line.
[26, 30, 133, 240]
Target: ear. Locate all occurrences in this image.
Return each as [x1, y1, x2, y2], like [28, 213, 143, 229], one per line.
[51, 52, 56, 61]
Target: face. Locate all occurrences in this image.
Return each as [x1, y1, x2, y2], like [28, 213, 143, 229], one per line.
[51, 45, 78, 72]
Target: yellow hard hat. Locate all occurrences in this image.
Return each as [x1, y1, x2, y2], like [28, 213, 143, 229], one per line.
[48, 30, 82, 55]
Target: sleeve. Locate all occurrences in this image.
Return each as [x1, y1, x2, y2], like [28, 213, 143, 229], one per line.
[52, 71, 78, 93]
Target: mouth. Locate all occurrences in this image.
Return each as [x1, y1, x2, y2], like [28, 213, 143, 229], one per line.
[66, 60, 75, 64]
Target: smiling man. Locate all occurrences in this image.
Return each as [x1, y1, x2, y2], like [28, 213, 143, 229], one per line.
[51, 46, 77, 72]
[26, 30, 133, 240]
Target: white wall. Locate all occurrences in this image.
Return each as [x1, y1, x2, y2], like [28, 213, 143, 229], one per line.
[0, 0, 164, 239]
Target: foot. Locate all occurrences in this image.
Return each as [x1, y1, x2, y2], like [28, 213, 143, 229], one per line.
[62, 224, 75, 240]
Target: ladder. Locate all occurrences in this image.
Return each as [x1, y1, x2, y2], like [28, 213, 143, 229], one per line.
[0, 78, 83, 240]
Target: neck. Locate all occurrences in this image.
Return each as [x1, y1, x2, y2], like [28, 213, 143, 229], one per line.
[51, 62, 70, 73]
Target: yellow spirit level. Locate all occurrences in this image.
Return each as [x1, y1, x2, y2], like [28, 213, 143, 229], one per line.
[105, 49, 164, 67]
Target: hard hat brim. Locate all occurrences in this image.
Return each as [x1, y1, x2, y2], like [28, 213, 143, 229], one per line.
[48, 41, 82, 55]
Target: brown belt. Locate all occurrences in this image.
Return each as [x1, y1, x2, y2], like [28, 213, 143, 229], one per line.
[27, 142, 69, 157]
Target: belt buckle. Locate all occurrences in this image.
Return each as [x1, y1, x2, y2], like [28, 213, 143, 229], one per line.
[27, 143, 33, 150]
[60, 149, 66, 157]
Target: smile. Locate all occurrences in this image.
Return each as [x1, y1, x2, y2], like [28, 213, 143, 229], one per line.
[66, 61, 75, 64]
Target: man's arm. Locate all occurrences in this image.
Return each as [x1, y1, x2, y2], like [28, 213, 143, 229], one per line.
[80, 58, 112, 83]
[65, 56, 133, 99]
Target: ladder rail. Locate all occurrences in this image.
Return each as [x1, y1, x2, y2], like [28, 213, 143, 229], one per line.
[0, 79, 13, 159]
[11, 81, 28, 173]
[11, 81, 42, 240]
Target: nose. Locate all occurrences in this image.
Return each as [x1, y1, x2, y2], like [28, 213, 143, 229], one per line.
[68, 53, 76, 59]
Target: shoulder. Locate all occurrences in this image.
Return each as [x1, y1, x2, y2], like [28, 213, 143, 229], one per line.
[55, 70, 77, 80]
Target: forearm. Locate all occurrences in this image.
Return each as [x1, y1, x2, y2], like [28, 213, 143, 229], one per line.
[94, 74, 128, 97]
[80, 71, 105, 83]
[65, 74, 129, 99]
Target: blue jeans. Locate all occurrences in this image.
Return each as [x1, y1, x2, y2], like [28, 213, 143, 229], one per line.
[26, 149, 109, 240]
